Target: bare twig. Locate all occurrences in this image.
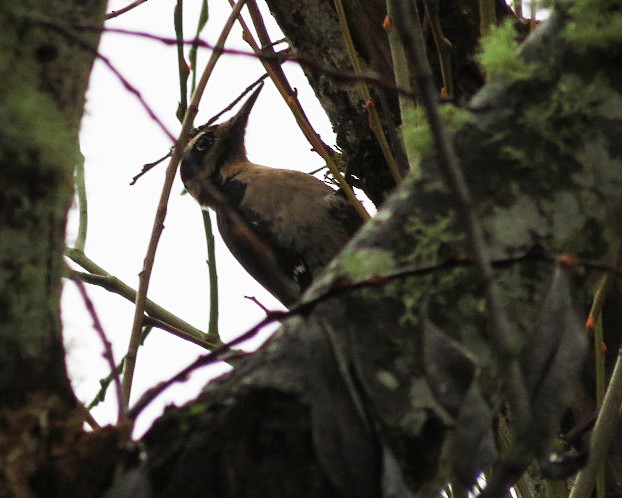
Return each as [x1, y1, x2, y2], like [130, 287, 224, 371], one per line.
[174, 0, 189, 123]
[384, 3, 420, 175]
[74, 280, 123, 421]
[585, 275, 609, 409]
[121, 0, 249, 419]
[106, 0, 149, 20]
[87, 329, 150, 410]
[74, 152, 88, 251]
[576, 273, 613, 498]
[422, 0, 454, 99]
[61, 24, 421, 101]
[87, 355, 124, 410]
[333, 0, 402, 184]
[569, 343, 622, 498]
[202, 211, 219, 337]
[65, 249, 222, 349]
[226, 0, 370, 221]
[244, 295, 270, 313]
[78, 403, 102, 430]
[129, 151, 172, 186]
[127, 313, 280, 421]
[206, 73, 268, 126]
[174, 0, 220, 341]
[38, 21, 176, 142]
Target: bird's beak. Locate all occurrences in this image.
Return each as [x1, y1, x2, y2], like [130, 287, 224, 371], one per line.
[229, 82, 264, 133]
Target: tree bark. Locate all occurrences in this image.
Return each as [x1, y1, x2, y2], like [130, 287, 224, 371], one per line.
[0, 2, 115, 497]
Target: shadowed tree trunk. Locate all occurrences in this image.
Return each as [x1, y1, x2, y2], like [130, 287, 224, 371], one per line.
[0, 2, 118, 497]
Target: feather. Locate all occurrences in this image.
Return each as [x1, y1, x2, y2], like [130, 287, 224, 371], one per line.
[180, 85, 362, 306]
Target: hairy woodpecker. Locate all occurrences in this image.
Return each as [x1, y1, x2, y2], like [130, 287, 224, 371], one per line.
[180, 85, 362, 307]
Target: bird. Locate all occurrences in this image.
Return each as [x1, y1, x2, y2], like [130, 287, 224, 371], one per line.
[180, 84, 363, 307]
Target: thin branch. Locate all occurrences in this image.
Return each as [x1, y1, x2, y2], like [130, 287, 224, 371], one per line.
[581, 273, 612, 498]
[61, 24, 422, 101]
[38, 20, 176, 142]
[226, 0, 370, 221]
[189, 0, 209, 92]
[202, 211, 219, 337]
[127, 314, 280, 421]
[87, 329, 150, 410]
[479, 0, 497, 36]
[121, 0, 249, 419]
[206, 73, 269, 126]
[65, 248, 222, 349]
[130, 151, 172, 186]
[244, 295, 271, 313]
[78, 403, 102, 430]
[333, 0, 402, 184]
[106, 0, 149, 20]
[569, 343, 622, 498]
[174, 0, 220, 340]
[585, 275, 609, 409]
[73, 280, 123, 421]
[87, 355, 124, 410]
[422, 0, 454, 99]
[384, 3, 420, 175]
[174, 0, 189, 123]
[74, 152, 88, 252]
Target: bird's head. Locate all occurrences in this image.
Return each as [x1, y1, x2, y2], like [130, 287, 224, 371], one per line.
[180, 83, 263, 206]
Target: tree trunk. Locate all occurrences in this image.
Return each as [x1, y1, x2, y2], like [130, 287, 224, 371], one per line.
[0, 2, 115, 497]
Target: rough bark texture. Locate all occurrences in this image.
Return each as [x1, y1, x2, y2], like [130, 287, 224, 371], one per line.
[263, 0, 516, 204]
[131, 3, 622, 498]
[0, 2, 118, 497]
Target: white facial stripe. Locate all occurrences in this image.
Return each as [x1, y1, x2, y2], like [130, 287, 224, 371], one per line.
[184, 130, 208, 154]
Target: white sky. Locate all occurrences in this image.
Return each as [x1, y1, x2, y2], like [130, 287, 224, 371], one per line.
[64, 0, 338, 437]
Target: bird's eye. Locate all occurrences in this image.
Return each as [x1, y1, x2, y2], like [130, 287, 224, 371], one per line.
[195, 134, 213, 151]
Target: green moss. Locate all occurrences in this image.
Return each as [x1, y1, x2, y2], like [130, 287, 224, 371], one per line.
[522, 73, 618, 156]
[0, 1, 82, 343]
[401, 107, 427, 153]
[499, 143, 538, 170]
[565, 0, 622, 51]
[341, 247, 396, 281]
[399, 290, 420, 326]
[376, 211, 469, 326]
[402, 105, 474, 159]
[478, 20, 537, 81]
[0, 7, 75, 175]
[404, 211, 464, 266]
[376, 370, 400, 390]
[487, 196, 536, 243]
[0, 89, 74, 175]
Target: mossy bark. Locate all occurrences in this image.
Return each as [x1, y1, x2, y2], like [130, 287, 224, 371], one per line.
[0, 2, 110, 496]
